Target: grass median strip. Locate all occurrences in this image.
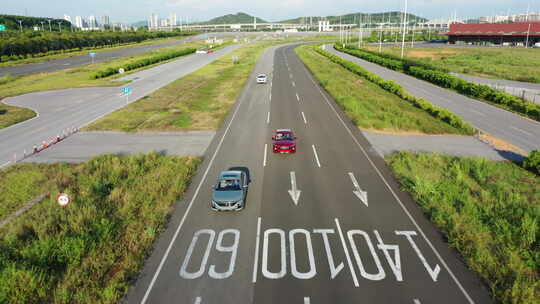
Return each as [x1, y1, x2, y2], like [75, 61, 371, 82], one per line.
[0, 153, 201, 303]
[295, 45, 470, 135]
[387, 152, 539, 304]
[85, 42, 273, 132]
[0, 40, 208, 130]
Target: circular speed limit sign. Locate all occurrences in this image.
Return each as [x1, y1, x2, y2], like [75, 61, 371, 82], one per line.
[57, 193, 70, 207]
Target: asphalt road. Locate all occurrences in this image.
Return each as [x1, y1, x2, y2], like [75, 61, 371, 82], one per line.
[125, 43, 492, 304]
[0, 32, 243, 77]
[0, 44, 239, 167]
[326, 45, 540, 153]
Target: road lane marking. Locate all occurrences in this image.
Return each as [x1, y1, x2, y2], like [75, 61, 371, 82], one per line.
[296, 93, 300, 102]
[348, 172, 368, 206]
[510, 125, 533, 136]
[301, 112, 307, 124]
[469, 109, 486, 116]
[262, 229, 287, 279]
[195, 297, 201, 304]
[313, 229, 344, 279]
[263, 144, 268, 167]
[140, 72, 248, 304]
[252, 217, 262, 283]
[290, 73, 293, 79]
[413, 299, 421, 304]
[396, 231, 441, 281]
[304, 297, 310, 304]
[267, 112, 270, 124]
[288, 171, 301, 206]
[311, 145, 321, 167]
[292, 81, 296, 87]
[335, 218, 359, 287]
[289, 229, 316, 279]
[302, 60, 475, 303]
[269, 92, 272, 102]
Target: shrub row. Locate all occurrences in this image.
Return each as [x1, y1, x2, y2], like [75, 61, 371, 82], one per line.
[91, 47, 196, 79]
[523, 150, 540, 175]
[337, 45, 540, 122]
[314, 46, 476, 135]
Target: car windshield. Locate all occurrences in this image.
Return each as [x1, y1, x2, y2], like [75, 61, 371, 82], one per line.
[216, 178, 241, 191]
[275, 132, 293, 140]
[258, 75, 266, 78]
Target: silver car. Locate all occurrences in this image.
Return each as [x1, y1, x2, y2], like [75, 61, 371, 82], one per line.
[256, 73, 267, 84]
[211, 168, 250, 211]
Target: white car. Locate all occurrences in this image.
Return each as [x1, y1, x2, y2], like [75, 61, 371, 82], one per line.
[256, 74, 267, 84]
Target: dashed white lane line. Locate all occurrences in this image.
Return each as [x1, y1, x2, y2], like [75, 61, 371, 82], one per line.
[290, 73, 293, 79]
[140, 73, 248, 304]
[304, 297, 310, 304]
[413, 299, 421, 304]
[292, 81, 296, 87]
[302, 60, 475, 303]
[267, 112, 270, 124]
[252, 217, 262, 283]
[311, 145, 321, 168]
[469, 108, 486, 116]
[510, 125, 533, 136]
[335, 218, 359, 287]
[296, 93, 300, 102]
[263, 144, 268, 167]
[301, 112, 307, 124]
[194, 297, 201, 304]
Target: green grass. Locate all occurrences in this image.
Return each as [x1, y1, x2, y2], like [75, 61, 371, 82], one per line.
[0, 41, 208, 130]
[295, 45, 466, 135]
[386, 152, 539, 304]
[0, 36, 192, 68]
[0, 153, 201, 303]
[85, 41, 275, 132]
[367, 46, 540, 83]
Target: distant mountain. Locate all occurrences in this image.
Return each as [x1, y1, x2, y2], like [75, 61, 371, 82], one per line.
[0, 14, 72, 31]
[279, 12, 427, 24]
[201, 12, 266, 25]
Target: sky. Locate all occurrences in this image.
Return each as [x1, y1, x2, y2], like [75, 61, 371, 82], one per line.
[1, 0, 538, 23]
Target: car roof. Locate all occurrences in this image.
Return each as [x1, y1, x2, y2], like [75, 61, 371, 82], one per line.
[257, 74, 267, 77]
[276, 129, 292, 133]
[219, 171, 242, 179]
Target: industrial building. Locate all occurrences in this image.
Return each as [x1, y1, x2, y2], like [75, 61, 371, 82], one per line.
[448, 22, 540, 46]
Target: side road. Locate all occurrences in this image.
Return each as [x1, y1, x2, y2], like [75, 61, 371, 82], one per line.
[327, 45, 540, 153]
[0, 44, 240, 167]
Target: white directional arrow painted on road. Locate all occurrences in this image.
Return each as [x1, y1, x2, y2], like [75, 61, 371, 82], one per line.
[348, 172, 368, 206]
[288, 171, 301, 206]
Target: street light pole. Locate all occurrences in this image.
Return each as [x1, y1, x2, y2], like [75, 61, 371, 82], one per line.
[47, 19, 52, 32]
[18, 20, 23, 33]
[401, 0, 408, 59]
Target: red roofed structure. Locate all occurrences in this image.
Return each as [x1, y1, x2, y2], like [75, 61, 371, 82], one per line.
[448, 22, 540, 46]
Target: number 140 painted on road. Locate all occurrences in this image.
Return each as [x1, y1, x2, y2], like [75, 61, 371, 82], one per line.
[179, 218, 441, 285]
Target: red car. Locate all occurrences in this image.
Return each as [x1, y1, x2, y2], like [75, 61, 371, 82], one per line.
[272, 129, 297, 153]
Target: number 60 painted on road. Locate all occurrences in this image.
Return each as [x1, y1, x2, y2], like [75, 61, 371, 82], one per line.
[180, 229, 240, 280]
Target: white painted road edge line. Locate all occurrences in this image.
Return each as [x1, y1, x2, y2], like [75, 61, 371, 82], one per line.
[292, 81, 296, 87]
[510, 125, 533, 136]
[303, 61, 475, 303]
[301, 112, 307, 124]
[263, 144, 268, 167]
[335, 218, 359, 287]
[296, 93, 300, 102]
[267, 112, 270, 124]
[140, 75, 248, 304]
[252, 217, 262, 283]
[311, 145, 321, 168]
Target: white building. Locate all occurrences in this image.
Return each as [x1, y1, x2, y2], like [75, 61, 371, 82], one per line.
[318, 20, 331, 32]
[160, 19, 168, 27]
[148, 13, 159, 29]
[74, 16, 83, 28]
[169, 13, 177, 27]
[63, 14, 72, 23]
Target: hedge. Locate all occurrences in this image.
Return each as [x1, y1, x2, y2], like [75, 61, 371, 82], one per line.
[314, 46, 476, 135]
[336, 45, 540, 122]
[523, 150, 540, 175]
[91, 47, 196, 79]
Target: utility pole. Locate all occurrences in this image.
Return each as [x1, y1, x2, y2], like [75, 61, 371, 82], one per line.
[18, 20, 23, 33]
[401, 0, 408, 59]
[40, 21, 44, 31]
[525, 23, 531, 47]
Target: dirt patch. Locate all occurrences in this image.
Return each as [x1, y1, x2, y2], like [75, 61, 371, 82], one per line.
[362, 127, 466, 137]
[408, 49, 461, 60]
[477, 133, 527, 156]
